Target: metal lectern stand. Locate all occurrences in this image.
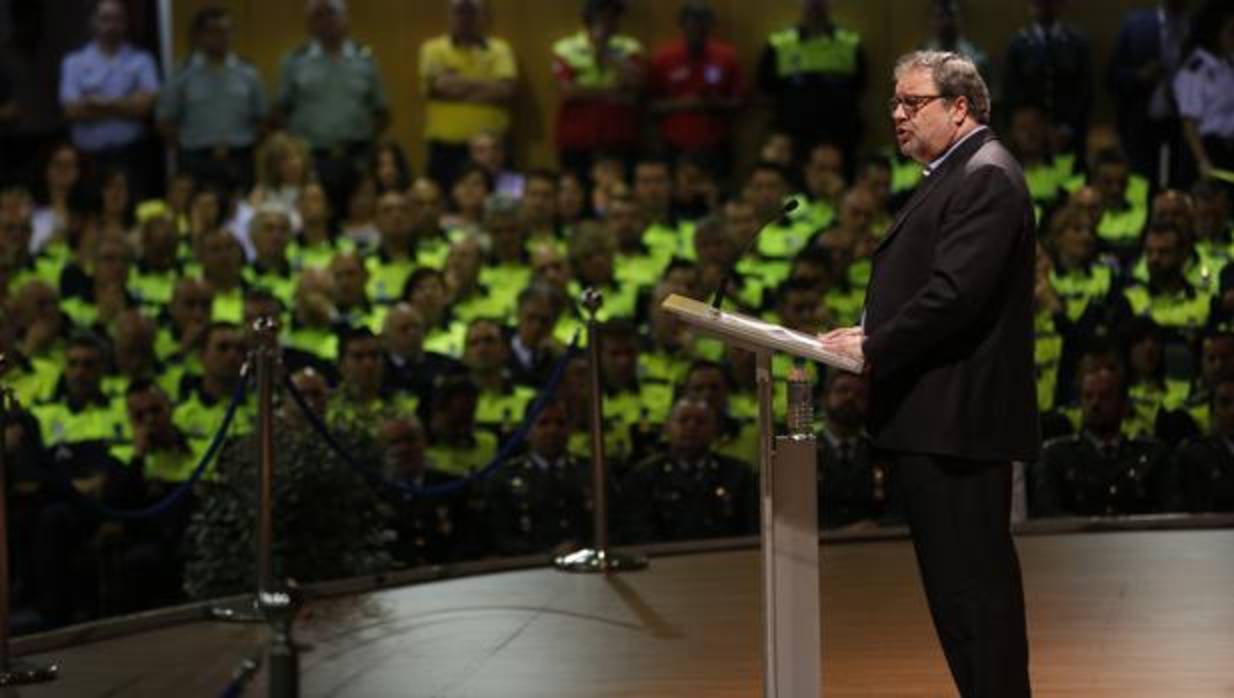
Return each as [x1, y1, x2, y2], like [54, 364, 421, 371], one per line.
[660, 294, 864, 698]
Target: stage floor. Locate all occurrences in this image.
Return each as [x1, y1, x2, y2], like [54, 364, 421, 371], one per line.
[14, 528, 1234, 697]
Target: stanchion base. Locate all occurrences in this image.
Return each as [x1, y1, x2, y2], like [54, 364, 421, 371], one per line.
[0, 660, 59, 686]
[553, 548, 648, 574]
[208, 597, 265, 623]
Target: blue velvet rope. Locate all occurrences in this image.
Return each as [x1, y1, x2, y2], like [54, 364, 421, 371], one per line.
[54, 378, 247, 521]
[282, 334, 581, 499]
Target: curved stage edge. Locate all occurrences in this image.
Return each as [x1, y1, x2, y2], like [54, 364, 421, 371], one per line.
[11, 516, 1234, 698]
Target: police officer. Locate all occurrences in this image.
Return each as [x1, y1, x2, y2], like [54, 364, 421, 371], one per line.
[1032, 366, 1179, 517]
[817, 371, 896, 529]
[1176, 376, 1234, 512]
[1122, 220, 1211, 341]
[475, 399, 591, 557]
[757, 0, 866, 171]
[157, 7, 266, 193]
[30, 332, 127, 449]
[274, 0, 390, 214]
[378, 414, 468, 567]
[619, 398, 756, 543]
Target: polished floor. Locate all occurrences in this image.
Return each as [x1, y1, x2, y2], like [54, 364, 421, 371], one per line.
[12, 529, 1234, 697]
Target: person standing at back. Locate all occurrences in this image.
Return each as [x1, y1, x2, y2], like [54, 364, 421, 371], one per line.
[821, 51, 1037, 697]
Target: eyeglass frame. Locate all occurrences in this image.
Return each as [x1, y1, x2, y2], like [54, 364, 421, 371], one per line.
[887, 93, 950, 117]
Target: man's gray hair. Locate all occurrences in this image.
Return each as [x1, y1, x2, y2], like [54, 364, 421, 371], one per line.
[894, 50, 991, 125]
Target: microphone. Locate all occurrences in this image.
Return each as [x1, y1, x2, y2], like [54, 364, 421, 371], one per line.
[710, 198, 799, 310]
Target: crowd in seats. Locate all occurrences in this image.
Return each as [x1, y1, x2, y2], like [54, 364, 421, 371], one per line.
[2, 0, 1234, 629]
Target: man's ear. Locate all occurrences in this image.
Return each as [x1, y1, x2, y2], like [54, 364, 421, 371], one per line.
[952, 96, 969, 126]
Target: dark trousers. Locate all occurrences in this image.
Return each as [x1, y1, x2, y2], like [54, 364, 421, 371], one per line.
[894, 453, 1031, 698]
[179, 145, 255, 196]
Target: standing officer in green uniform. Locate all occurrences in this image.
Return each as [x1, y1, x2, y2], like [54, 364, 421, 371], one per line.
[1176, 377, 1234, 513]
[274, 0, 389, 214]
[619, 398, 756, 544]
[1032, 366, 1179, 517]
[474, 399, 591, 557]
[157, 6, 266, 193]
[757, 0, 866, 170]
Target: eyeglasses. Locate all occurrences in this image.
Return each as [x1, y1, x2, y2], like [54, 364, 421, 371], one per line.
[888, 94, 945, 116]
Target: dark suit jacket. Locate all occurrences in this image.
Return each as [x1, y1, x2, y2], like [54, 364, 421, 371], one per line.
[862, 129, 1040, 462]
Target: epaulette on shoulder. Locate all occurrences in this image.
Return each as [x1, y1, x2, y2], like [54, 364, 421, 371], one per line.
[1185, 55, 1205, 73]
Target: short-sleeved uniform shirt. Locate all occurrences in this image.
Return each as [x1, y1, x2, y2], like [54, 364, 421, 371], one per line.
[648, 38, 745, 151]
[276, 40, 388, 150]
[1174, 48, 1234, 139]
[156, 52, 267, 149]
[59, 41, 160, 151]
[419, 34, 517, 143]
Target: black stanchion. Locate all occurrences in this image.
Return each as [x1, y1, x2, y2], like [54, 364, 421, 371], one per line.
[554, 289, 648, 573]
[0, 355, 58, 686]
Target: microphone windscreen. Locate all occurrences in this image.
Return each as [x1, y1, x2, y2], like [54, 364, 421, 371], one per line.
[782, 199, 799, 214]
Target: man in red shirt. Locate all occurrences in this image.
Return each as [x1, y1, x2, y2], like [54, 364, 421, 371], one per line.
[648, 1, 745, 175]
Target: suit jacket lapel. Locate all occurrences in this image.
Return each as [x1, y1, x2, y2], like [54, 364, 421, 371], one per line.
[872, 130, 997, 257]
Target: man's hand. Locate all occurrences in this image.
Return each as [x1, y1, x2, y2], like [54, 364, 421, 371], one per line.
[818, 326, 865, 368]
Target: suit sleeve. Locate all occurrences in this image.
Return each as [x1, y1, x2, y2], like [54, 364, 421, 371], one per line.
[864, 162, 1029, 379]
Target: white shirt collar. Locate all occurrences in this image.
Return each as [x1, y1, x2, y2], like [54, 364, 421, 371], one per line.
[925, 125, 988, 176]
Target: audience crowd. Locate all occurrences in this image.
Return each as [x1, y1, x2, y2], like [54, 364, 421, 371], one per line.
[2, 0, 1234, 629]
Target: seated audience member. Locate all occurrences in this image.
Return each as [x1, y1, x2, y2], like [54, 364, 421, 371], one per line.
[642, 279, 699, 385]
[371, 140, 412, 193]
[377, 415, 468, 567]
[106, 310, 167, 398]
[422, 374, 497, 476]
[442, 163, 492, 233]
[469, 131, 524, 198]
[328, 328, 418, 432]
[156, 278, 213, 368]
[522, 169, 560, 241]
[248, 130, 312, 214]
[693, 214, 759, 312]
[30, 332, 127, 448]
[1180, 331, 1234, 434]
[108, 380, 197, 611]
[1122, 220, 1209, 341]
[556, 170, 588, 232]
[817, 371, 896, 529]
[365, 189, 417, 305]
[1175, 377, 1234, 513]
[507, 283, 564, 387]
[285, 267, 339, 365]
[1121, 317, 1193, 445]
[402, 267, 467, 357]
[28, 143, 81, 255]
[243, 205, 296, 306]
[633, 158, 691, 262]
[743, 161, 814, 268]
[381, 302, 465, 401]
[291, 181, 345, 271]
[172, 322, 254, 460]
[130, 206, 183, 309]
[620, 398, 756, 544]
[670, 154, 720, 221]
[608, 189, 669, 294]
[1008, 103, 1066, 206]
[196, 230, 247, 323]
[1032, 366, 1179, 517]
[474, 399, 591, 557]
[60, 233, 138, 331]
[328, 252, 377, 331]
[597, 319, 673, 465]
[680, 360, 758, 467]
[799, 142, 848, 232]
[568, 222, 637, 320]
[1090, 148, 1149, 262]
[477, 194, 532, 307]
[339, 171, 380, 248]
[443, 236, 498, 322]
[408, 177, 453, 269]
[462, 317, 534, 441]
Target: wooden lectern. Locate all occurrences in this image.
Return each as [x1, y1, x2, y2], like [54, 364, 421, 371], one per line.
[661, 294, 863, 698]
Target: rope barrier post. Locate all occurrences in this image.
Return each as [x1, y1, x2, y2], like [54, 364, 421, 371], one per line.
[554, 289, 647, 574]
[0, 354, 58, 686]
[210, 317, 281, 624]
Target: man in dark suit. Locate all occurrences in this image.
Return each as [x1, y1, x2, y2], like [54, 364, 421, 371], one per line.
[821, 51, 1037, 697]
[1107, 0, 1191, 182]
